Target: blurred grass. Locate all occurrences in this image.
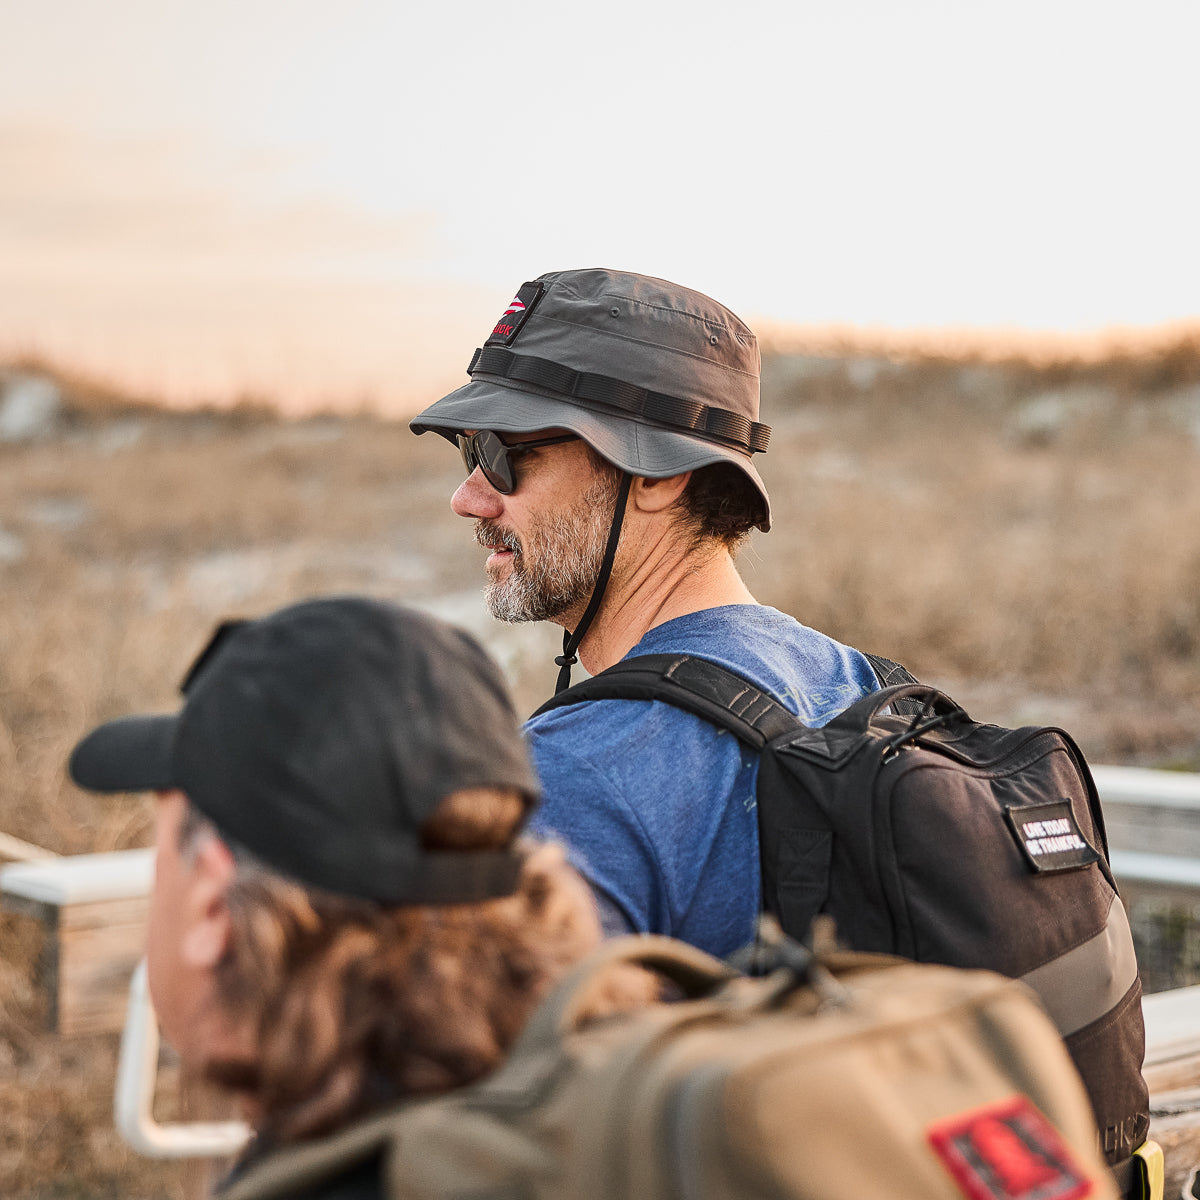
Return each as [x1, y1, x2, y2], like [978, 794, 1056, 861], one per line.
[751, 349, 1200, 764]
[1, 340, 1199, 1196]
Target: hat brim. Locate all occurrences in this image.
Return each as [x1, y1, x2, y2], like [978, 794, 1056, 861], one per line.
[411, 374, 771, 531]
[69, 714, 178, 793]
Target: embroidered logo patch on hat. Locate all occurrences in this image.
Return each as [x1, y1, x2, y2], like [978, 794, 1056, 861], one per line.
[928, 1096, 1094, 1200]
[486, 281, 544, 347]
[1004, 800, 1101, 874]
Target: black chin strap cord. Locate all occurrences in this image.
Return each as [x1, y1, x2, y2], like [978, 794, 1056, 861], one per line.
[554, 472, 633, 694]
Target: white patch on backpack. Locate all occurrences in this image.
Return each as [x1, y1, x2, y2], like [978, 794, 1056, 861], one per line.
[1004, 800, 1101, 874]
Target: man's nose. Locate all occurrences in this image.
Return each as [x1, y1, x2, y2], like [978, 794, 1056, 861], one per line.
[451, 468, 504, 519]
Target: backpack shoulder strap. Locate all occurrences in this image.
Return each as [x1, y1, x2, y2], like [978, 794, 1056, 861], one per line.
[531, 653, 801, 749]
[218, 1110, 396, 1200]
[863, 652, 928, 717]
[863, 652, 919, 688]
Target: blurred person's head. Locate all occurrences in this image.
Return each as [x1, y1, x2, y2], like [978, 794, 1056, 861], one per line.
[69, 597, 606, 1143]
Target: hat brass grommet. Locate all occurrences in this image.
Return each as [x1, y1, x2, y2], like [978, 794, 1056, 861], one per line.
[609, 307, 620, 317]
[709, 334, 719, 344]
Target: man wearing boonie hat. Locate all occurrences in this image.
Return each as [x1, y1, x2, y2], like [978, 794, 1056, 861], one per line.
[69, 597, 607, 1200]
[410, 268, 880, 957]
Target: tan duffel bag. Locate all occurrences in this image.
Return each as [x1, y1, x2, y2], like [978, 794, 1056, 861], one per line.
[221, 927, 1119, 1200]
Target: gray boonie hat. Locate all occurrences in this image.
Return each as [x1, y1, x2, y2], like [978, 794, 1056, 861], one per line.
[410, 267, 772, 530]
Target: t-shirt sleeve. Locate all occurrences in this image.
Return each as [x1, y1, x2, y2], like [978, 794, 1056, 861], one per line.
[514, 611, 875, 957]
[528, 700, 691, 931]
[524, 707, 670, 936]
[522, 696, 761, 958]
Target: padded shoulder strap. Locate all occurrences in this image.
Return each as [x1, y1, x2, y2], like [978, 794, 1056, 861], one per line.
[864, 652, 926, 717]
[531, 653, 801, 748]
[864, 652, 919, 688]
[219, 1110, 396, 1200]
[509, 934, 733, 1051]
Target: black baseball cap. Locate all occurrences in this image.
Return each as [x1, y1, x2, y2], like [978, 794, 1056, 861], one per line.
[410, 267, 773, 531]
[68, 597, 540, 905]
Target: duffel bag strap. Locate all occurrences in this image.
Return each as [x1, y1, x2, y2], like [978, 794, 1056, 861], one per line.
[513, 935, 734, 1048]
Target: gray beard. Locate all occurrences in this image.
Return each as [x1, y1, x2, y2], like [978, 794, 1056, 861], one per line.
[479, 475, 620, 624]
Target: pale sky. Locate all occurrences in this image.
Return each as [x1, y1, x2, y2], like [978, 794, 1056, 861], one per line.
[1, 0, 1197, 412]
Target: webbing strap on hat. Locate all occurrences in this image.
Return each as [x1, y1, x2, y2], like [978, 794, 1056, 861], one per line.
[554, 472, 634, 694]
[468, 347, 771, 455]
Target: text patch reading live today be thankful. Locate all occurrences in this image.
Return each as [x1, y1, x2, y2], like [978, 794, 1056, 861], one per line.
[1004, 800, 1100, 874]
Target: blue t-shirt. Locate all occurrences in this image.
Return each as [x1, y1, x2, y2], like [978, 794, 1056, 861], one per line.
[525, 605, 879, 958]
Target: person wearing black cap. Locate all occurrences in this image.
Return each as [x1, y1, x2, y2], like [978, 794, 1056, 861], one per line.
[410, 269, 881, 958]
[69, 596, 614, 1200]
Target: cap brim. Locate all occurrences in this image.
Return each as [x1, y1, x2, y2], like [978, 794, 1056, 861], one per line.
[411, 375, 771, 530]
[69, 714, 179, 793]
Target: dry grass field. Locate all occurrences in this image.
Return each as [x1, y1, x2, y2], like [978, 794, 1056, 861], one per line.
[1, 340, 1199, 1197]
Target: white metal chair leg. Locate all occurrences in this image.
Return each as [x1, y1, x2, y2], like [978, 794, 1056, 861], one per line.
[114, 959, 250, 1158]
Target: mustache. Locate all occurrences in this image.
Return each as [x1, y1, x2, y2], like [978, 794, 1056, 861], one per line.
[475, 520, 521, 554]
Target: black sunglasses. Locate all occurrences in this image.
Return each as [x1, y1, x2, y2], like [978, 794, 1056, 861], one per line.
[456, 430, 576, 494]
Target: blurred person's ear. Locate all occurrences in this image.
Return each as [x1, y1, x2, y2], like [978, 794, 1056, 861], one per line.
[180, 833, 236, 970]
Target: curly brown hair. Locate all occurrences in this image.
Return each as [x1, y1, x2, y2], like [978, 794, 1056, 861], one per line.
[183, 789, 642, 1145]
[676, 462, 767, 551]
[582, 446, 764, 552]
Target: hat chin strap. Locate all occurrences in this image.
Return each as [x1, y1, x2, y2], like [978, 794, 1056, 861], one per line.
[554, 472, 634, 694]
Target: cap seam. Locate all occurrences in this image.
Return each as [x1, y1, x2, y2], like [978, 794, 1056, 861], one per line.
[529, 313, 759, 381]
[545, 273, 752, 341]
[600, 289, 755, 343]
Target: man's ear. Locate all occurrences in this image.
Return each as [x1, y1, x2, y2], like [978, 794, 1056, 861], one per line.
[180, 835, 237, 970]
[630, 471, 692, 514]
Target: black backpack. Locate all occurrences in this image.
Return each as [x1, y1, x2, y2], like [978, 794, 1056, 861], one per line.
[533, 652, 1148, 1174]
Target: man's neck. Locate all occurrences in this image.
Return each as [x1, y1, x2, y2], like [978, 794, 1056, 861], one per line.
[569, 539, 757, 675]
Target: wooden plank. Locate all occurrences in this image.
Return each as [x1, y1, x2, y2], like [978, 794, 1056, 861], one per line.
[1144, 984, 1200, 1069]
[56, 898, 149, 1036]
[1143, 983, 1200, 1192]
[1112, 851, 1200, 894]
[1146, 1053, 1200, 1100]
[0, 830, 58, 862]
[0, 848, 153, 905]
[1148, 1113, 1200, 1200]
[1094, 765, 1200, 807]
[1, 853, 153, 1036]
[59, 894, 152, 932]
[1096, 766, 1200, 859]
